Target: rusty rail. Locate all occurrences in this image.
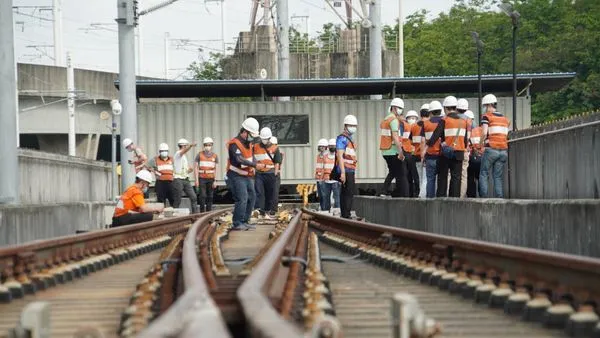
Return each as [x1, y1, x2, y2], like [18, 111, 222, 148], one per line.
[236, 210, 305, 338]
[139, 208, 232, 338]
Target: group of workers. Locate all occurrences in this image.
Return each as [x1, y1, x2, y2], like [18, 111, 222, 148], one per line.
[376, 93, 509, 199]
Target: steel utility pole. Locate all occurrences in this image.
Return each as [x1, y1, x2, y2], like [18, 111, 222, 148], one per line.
[164, 32, 169, 79]
[0, 0, 20, 204]
[67, 52, 76, 156]
[116, 0, 138, 191]
[53, 0, 64, 66]
[369, 0, 382, 99]
[277, 0, 290, 101]
[398, 0, 404, 77]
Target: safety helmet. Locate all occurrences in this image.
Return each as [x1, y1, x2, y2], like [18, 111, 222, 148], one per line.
[429, 100, 443, 111]
[390, 98, 404, 109]
[482, 94, 497, 105]
[270, 137, 278, 145]
[260, 127, 272, 139]
[457, 98, 469, 111]
[420, 103, 429, 111]
[328, 138, 336, 146]
[241, 117, 260, 137]
[405, 110, 419, 119]
[203, 137, 214, 145]
[464, 110, 475, 119]
[343, 114, 358, 126]
[158, 143, 169, 151]
[318, 138, 328, 147]
[177, 138, 189, 146]
[122, 138, 133, 148]
[136, 169, 154, 184]
[443, 96, 458, 107]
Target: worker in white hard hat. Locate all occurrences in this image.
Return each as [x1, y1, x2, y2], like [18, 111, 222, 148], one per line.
[269, 136, 282, 214]
[404, 110, 421, 197]
[464, 110, 483, 197]
[226, 117, 266, 230]
[414, 103, 430, 198]
[319, 138, 341, 214]
[426, 96, 470, 197]
[335, 114, 358, 219]
[479, 93, 510, 198]
[456, 98, 471, 198]
[315, 138, 329, 211]
[420, 100, 443, 198]
[172, 138, 199, 214]
[111, 169, 164, 227]
[147, 143, 175, 207]
[379, 98, 408, 197]
[122, 138, 149, 197]
[253, 127, 282, 219]
[194, 137, 219, 212]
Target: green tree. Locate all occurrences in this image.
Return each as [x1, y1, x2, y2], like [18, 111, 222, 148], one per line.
[187, 52, 226, 80]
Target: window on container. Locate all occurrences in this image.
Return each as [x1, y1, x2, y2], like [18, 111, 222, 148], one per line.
[248, 115, 309, 145]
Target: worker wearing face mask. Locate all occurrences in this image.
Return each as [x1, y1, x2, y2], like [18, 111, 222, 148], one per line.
[414, 104, 429, 198]
[379, 98, 408, 197]
[420, 100, 443, 198]
[122, 138, 149, 197]
[335, 114, 358, 219]
[322, 138, 341, 214]
[253, 127, 282, 219]
[194, 137, 219, 212]
[465, 110, 483, 197]
[315, 138, 329, 211]
[479, 94, 510, 198]
[173, 139, 199, 214]
[111, 170, 164, 227]
[147, 143, 175, 207]
[457, 98, 471, 198]
[404, 110, 420, 197]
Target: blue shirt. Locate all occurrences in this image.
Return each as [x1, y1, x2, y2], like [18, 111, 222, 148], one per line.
[336, 133, 355, 173]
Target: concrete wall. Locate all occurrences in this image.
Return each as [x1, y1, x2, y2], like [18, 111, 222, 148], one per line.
[0, 202, 115, 246]
[354, 196, 600, 258]
[508, 120, 600, 199]
[18, 149, 112, 204]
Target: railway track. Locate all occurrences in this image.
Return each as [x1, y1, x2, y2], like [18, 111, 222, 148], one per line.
[2, 206, 599, 338]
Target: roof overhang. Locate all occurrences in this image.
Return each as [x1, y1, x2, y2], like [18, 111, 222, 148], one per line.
[115, 73, 576, 98]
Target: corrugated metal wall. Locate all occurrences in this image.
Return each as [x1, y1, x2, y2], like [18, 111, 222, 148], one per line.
[138, 97, 529, 184]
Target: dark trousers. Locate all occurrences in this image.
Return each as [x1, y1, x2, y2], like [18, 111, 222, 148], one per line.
[467, 158, 482, 198]
[227, 172, 256, 227]
[383, 155, 409, 197]
[404, 152, 420, 197]
[436, 156, 463, 198]
[255, 173, 277, 214]
[173, 178, 199, 213]
[197, 178, 215, 212]
[383, 172, 394, 195]
[271, 175, 281, 213]
[155, 180, 175, 207]
[340, 172, 356, 219]
[111, 213, 153, 228]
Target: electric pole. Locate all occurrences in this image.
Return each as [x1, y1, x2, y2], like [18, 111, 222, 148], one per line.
[0, 0, 20, 204]
[277, 0, 290, 101]
[53, 0, 64, 66]
[67, 52, 76, 156]
[369, 0, 382, 99]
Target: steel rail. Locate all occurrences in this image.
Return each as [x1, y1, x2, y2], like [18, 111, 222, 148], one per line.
[236, 210, 305, 338]
[303, 209, 600, 301]
[139, 208, 232, 338]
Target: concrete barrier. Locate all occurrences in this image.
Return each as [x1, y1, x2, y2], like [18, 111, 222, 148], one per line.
[0, 202, 115, 246]
[354, 196, 600, 258]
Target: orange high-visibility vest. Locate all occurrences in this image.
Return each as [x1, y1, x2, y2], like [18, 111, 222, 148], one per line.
[323, 153, 335, 177]
[484, 113, 510, 150]
[401, 121, 414, 153]
[341, 135, 357, 170]
[315, 153, 325, 180]
[379, 115, 396, 150]
[443, 117, 468, 152]
[197, 152, 217, 179]
[423, 120, 441, 156]
[253, 143, 277, 173]
[411, 123, 423, 158]
[114, 185, 144, 217]
[155, 156, 174, 181]
[226, 138, 254, 176]
[469, 126, 484, 152]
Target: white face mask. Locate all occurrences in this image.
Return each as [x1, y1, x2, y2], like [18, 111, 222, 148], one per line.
[347, 126, 357, 134]
[261, 139, 269, 145]
[407, 118, 417, 125]
[204, 146, 212, 152]
[159, 151, 168, 158]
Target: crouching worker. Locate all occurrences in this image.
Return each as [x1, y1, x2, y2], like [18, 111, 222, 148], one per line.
[111, 169, 164, 227]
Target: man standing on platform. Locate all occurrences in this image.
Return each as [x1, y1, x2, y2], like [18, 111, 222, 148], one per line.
[173, 138, 199, 214]
[194, 137, 218, 212]
[336, 114, 358, 219]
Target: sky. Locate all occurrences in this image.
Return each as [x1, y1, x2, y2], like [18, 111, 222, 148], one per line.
[12, 0, 454, 79]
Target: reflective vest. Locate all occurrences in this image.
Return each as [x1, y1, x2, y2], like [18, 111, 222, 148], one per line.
[114, 184, 144, 217]
[401, 121, 414, 153]
[411, 123, 423, 158]
[484, 113, 510, 150]
[469, 126, 484, 152]
[155, 156, 174, 181]
[253, 143, 277, 173]
[341, 134, 357, 170]
[315, 153, 335, 180]
[197, 152, 217, 179]
[379, 115, 397, 150]
[423, 119, 441, 156]
[315, 153, 325, 180]
[226, 138, 254, 176]
[443, 117, 468, 152]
